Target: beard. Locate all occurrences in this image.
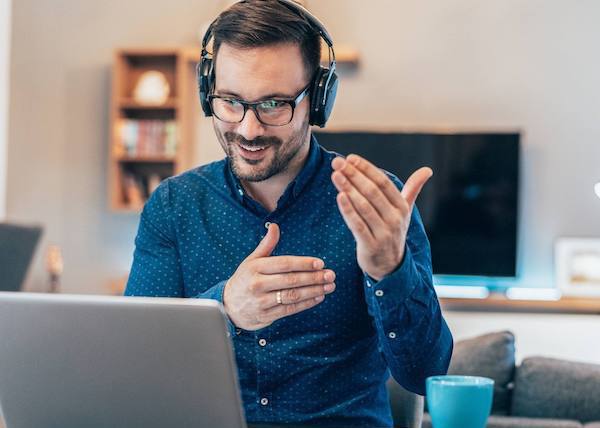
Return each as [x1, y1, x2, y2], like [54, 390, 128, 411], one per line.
[215, 120, 310, 182]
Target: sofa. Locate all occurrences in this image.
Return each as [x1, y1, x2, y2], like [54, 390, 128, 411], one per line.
[387, 331, 600, 428]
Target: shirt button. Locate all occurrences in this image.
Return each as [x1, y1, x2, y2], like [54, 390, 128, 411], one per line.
[238, 188, 243, 196]
[375, 290, 384, 297]
[366, 279, 372, 288]
[258, 338, 267, 347]
[235, 328, 242, 336]
[260, 397, 269, 406]
[264, 221, 271, 229]
[388, 332, 397, 339]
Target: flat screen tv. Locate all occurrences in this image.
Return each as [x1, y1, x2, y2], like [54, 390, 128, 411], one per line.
[314, 131, 520, 278]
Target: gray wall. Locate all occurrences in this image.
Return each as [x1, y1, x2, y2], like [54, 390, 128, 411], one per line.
[7, 0, 600, 293]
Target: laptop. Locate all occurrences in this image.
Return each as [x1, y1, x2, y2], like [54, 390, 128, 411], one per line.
[0, 223, 43, 291]
[0, 293, 247, 428]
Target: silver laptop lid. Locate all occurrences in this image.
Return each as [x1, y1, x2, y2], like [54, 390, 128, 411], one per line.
[0, 292, 246, 428]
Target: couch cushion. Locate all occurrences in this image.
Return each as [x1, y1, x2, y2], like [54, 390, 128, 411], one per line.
[485, 415, 583, 428]
[446, 330, 516, 414]
[511, 357, 600, 423]
[584, 423, 600, 428]
[422, 413, 582, 428]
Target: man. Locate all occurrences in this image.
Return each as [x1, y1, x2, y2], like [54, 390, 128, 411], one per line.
[125, 1, 453, 426]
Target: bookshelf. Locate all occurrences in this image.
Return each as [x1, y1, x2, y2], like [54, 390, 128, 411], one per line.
[108, 48, 196, 212]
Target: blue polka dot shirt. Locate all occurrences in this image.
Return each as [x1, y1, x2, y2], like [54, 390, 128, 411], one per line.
[125, 135, 453, 427]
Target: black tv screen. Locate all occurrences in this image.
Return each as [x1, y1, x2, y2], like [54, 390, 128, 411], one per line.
[314, 131, 520, 278]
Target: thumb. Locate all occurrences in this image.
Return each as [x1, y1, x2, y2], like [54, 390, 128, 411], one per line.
[247, 223, 280, 260]
[401, 167, 433, 209]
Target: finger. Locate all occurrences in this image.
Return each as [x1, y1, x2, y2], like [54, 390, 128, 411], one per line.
[260, 282, 336, 310]
[253, 255, 325, 275]
[336, 155, 405, 209]
[247, 222, 280, 260]
[336, 192, 377, 246]
[332, 174, 386, 237]
[331, 165, 399, 225]
[400, 167, 433, 209]
[259, 269, 336, 292]
[261, 293, 326, 323]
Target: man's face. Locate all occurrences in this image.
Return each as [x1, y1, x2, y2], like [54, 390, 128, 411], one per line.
[212, 42, 311, 182]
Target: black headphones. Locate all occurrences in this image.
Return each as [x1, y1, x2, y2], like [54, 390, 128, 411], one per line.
[197, 0, 338, 128]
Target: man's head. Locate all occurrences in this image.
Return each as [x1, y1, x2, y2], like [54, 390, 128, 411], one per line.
[208, 0, 322, 182]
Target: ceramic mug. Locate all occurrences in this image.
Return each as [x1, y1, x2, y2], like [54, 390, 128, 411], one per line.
[426, 375, 494, 428]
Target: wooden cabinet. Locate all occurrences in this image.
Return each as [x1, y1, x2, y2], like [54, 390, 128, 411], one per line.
[108, 48, 196, 212]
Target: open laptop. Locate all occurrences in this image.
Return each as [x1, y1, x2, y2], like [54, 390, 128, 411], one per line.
[0, 223, 43, 291]
[0, 293, 247, 428]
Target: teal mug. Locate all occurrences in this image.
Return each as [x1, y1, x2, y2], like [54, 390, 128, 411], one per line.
[426, 375, 494, 428]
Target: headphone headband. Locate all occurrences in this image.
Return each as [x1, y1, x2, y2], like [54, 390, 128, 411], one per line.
[202, 0, 335, 61]
[277, 0, 334, 49]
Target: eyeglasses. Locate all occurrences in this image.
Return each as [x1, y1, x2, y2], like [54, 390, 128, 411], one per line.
[208, 83, 311, 127]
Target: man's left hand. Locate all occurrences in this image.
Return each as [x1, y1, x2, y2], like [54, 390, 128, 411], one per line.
[331, 154, 432, 281]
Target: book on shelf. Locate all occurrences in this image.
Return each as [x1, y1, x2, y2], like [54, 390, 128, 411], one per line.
[122, 173, 145, 210]
[121, 172, 165, 209]
[114, 119, 178, 158]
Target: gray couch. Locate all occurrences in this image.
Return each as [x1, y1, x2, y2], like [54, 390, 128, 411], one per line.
[387, 331, 600, 428]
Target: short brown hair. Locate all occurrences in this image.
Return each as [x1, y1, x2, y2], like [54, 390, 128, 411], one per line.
[211, 0, 322, 82]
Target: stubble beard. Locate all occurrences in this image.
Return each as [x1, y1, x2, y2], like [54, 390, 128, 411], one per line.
[215, 120, 310, 182]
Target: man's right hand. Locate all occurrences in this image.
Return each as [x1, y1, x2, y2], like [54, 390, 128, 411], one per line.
[223, 223, 335, 331]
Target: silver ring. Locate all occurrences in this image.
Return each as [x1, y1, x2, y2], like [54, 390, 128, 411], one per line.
[276, 290, 282, 305]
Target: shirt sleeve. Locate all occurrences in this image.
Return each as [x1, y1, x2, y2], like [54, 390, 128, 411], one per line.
[362, 183, 453, 396]
[124, 180, 238, 337]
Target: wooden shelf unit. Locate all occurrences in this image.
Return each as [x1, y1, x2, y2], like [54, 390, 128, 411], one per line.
[118, 97, 178, 109]
[116, 155, 177, 163]
[108, 48, 196, 212]
[440, 294, 600, 315]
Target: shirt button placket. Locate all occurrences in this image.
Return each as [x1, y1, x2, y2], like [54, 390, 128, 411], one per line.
[257, 335, 270, 411]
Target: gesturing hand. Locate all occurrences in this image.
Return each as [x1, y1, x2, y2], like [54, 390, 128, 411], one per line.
[331, 154, 432, 281]
[223, 223, 336, 331]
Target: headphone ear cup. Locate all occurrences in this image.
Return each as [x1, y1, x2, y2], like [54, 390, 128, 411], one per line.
[309, 67, 338, 127]
[197, 57, 214, 117]
[320, 70, 338, 127]
[309, 67, 326, 126]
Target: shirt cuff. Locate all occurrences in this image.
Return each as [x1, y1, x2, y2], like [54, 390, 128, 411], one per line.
[364, 244, 436, 321]
[363, 246, 419, 306]
[195, 279, 241, 338]
[363, 246, 439, 363]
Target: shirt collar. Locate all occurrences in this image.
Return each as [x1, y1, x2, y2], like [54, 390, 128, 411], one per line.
[225, 133, 323, 204]
[291, 134, 322, 199]
[225, 158, 245, 203]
